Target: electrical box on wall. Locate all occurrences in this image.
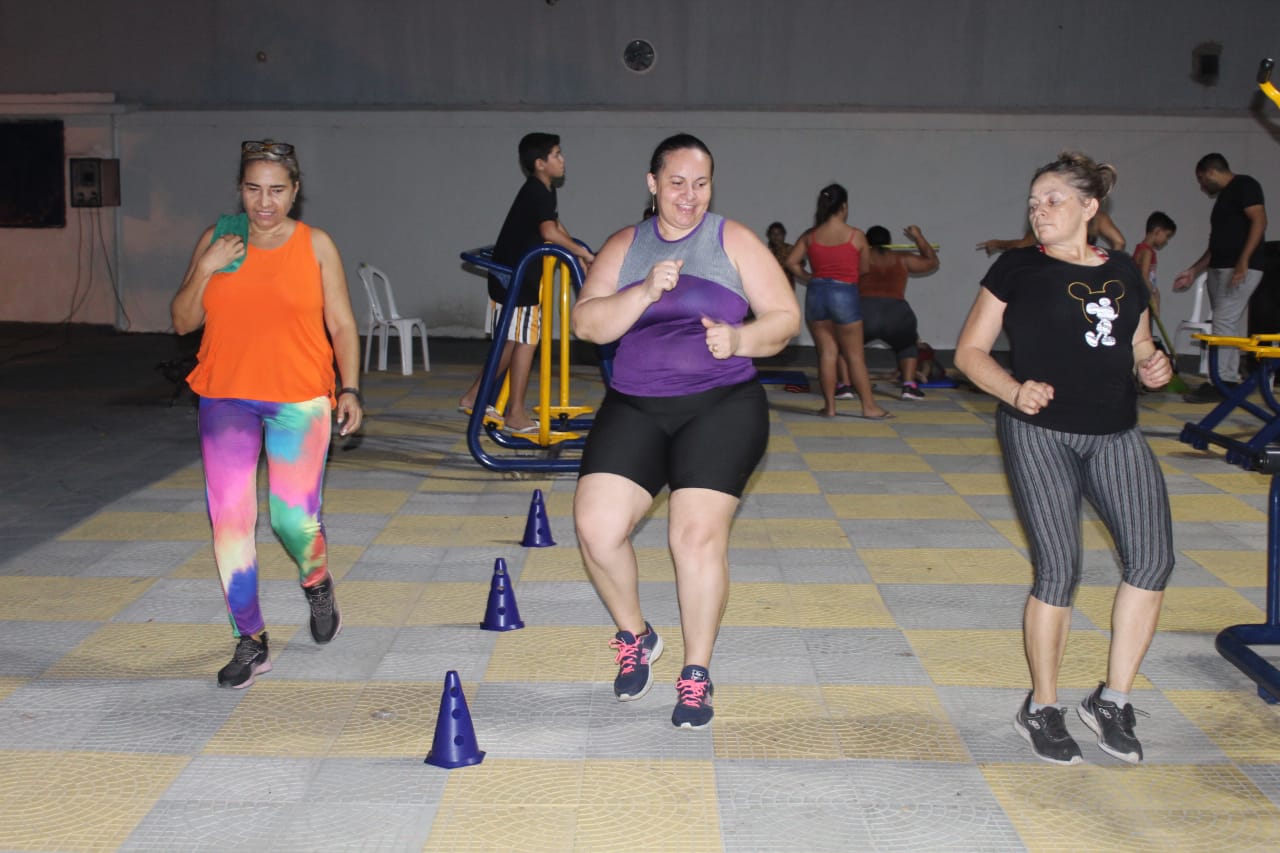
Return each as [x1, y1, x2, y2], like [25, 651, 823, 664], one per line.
[68, 158, 120, 208]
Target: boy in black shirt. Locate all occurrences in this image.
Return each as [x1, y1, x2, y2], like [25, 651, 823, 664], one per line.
[458, 133, 594, 432]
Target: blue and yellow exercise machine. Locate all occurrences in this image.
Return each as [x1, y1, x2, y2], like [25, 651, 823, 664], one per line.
[459, 242, 609, 473]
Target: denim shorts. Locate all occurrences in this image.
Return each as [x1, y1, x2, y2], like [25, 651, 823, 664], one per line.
[805, 277, 862, 324]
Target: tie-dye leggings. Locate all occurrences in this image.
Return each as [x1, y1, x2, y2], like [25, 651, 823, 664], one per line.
[198, 396, 332, 637]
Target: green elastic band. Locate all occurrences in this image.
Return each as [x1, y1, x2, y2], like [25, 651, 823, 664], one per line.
[210, 213, 249, 273]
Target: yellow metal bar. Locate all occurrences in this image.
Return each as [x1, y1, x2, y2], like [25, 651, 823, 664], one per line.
[1192, 333, 1255, 348]
[535, 255, 556, 444]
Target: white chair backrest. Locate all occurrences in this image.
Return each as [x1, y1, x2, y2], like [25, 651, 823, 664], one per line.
[1188, 272, 1209, 322]
[361, 263, 405, 320]
[358, 263, 388, 323]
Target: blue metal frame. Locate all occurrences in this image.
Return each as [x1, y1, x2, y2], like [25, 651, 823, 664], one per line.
[458, 243, 603, 473]
[1177, 341, 1280, 703]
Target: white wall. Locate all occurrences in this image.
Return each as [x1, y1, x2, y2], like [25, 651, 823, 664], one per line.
[100, 108, 1280, 348]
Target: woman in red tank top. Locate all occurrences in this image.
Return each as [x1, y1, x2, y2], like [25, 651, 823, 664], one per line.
[785, 183, 890, 419]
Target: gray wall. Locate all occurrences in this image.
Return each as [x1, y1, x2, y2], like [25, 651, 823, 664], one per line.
[3, 1, 1280, 347]
[2, 1, 1276, 112]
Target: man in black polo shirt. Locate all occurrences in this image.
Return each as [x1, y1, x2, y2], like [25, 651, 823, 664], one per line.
[458, 133, 594, 431]
[1173, 153, 1269, 401]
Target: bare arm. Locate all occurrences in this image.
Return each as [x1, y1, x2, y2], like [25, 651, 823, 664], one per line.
[312, 227, 364, 435]
[540, 219, 596, 268]
[976, 230, 1035, 256]
[570, 225, 656, 344]
[1172, 248, 1211, 291]
[1132, 308, 1172, 388]
[171, 226, 241, 334]
[954, 287, 1054, 414]
[902, 225, 940, 274]
[1093, 211, 1126, 252]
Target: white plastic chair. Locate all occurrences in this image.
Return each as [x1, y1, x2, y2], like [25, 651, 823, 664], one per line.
[358, 263, 429, 375]
[1173, 272, 1212, 376]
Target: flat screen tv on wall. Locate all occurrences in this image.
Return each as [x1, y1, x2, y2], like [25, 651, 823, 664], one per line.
[0, 119, 66, 228]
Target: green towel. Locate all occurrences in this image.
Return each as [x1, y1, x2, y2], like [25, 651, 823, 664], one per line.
[210, 213, 249, 273]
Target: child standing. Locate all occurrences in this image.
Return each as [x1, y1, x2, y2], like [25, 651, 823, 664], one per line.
[1132, 211, 1177, 321]
[458, 133, 594, 433]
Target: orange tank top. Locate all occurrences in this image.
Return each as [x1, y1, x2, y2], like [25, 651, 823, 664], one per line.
[859, 254, 908, 300]
[186, 220, 336, 404]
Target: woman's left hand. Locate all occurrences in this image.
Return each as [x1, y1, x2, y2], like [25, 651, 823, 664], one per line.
[1137, 350, 1173, 389]
[702, 317, 739, 359]
[336, 394, 364, 436]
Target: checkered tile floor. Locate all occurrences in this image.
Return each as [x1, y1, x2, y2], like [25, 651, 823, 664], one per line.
[2, 340, 1279, 852]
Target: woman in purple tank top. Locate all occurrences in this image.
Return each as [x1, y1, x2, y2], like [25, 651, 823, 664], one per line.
[571, 133, 800, 730]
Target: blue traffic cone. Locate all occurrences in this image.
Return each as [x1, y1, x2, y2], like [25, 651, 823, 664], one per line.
[480, 557, 525, 631]
[424, 670, 485, 769]
[521, 488, 556, 547]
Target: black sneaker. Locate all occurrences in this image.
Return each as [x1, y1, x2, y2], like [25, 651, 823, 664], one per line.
[1181, 382, 1224, 404]
[610, 622, 663, 700]
[834, 385, 857, 400]
[304, 577, 341, 644]
[901, 383, 925, 401]
[218, 632, 271, 689]
[672, 665, 714, 729]
[1014, 693, 1082, 765]
[1078, 683, 1143, 764]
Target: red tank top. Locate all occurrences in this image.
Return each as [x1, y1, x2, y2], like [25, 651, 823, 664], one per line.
[807, 237, 860, 283]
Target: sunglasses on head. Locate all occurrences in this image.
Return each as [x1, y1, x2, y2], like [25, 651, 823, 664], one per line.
[241, 140, 295, 158]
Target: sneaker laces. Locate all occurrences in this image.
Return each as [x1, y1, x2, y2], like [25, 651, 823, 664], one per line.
[675, 676, 709, 708]
[610, 635, 640, 674]
[306, 583, 334, 616]
[232, 636, 264, 663]
[1036, 705, 1073, 740]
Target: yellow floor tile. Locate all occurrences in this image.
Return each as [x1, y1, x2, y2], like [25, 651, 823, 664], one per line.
[61, 511, 211, 541]
[802, 452, 933, 473]
[1169, 493, 1267, 522]
[1182, 549, 1268, 586]
[711, 686, 839, 759]
[1074, 586, 1263, 634]
[904, 629, 1152, 689]
[204, 681, 365, 756]
[859, 547, 1032, 584]
[766, 434, 799, 453]
[743, 469, 821, 494]
[0, 677, 26, 702]
[320, 488, 411, 514]
[1193, 471, 1272, 494]
[520, 548, 591, 581]
[44, 623, 298, 680]
[983, 763, 1280, 851]
[425, 760, 722, 853]
[0, 577, 154, 621]
[787, 419, 895, 437]
[987, 518, 1116, 551]
[1165, 690, 1280, 762]
[940, 472, 1010, 495]
[826, 493, 980, 520]
[340, 580, 429, 627]
[904, 437, 1000, 455]
[404, 582, 488, 626]
[726, 518, 852, 550]
[822, 685, 971, 761]
[890, 411, 985, 425]
[377, 515, 531, 547]
[329, 682, 451, 757]
[483, 627, 646, 682]
[151, 466, 207, 489]
[988, 519, 1029, 549]
[722, 583, 894, 628]
[0, 752, 189, 852]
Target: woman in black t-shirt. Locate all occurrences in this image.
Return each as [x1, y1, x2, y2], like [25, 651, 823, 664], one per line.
[955, 152, 1174, 767]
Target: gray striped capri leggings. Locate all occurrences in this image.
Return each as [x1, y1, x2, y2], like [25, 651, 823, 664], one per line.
[996, 410, 1174, 607]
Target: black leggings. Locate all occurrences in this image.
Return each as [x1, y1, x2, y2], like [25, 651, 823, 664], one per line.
[996, 410, 1175, 607]
[579, 380, 769, 498]
[861, 297, 918, 360]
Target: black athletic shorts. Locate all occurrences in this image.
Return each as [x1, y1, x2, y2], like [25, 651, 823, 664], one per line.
[578, 379, 769, 498]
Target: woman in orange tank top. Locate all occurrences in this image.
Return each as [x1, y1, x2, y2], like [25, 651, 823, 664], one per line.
[171, 140, 363, 689]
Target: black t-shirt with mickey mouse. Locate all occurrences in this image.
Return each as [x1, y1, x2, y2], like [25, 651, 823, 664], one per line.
[981, 246, 1150, 435]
